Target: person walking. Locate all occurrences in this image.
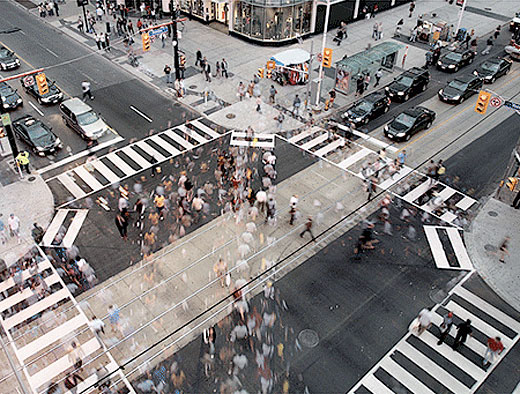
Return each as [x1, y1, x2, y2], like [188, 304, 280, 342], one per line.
[8, 214, 21, 244]
[77, 16, 84, 33]
[256, 96, 262, 113]
[128, 20, 134, 35]
[237, 81, 246, 101]
[104, 32, 110, 51]
[374, 68, 383, 87]
[512, 186, 520, 209]
[154, 193, 166, 220]
[164, 64, 172, 85]
[275, 111, 284, 131]
[64, 372, 84, 394]
[498, 236, 509, 263]
[493, 25, 501, 40]
[195, 50, 203, 67]
[452, 319, 473, 350]
[481, 36, 493, 55]
[115, 212, 128, 240]
[16, 151, 30, 174]
[483, 336, 504, 366]
[292, 95, 301, 116]
[203, 59, 212, 82]
[95, 33, 102, 50]
[437, 311, 453, 345]
[81, 81, 94, 101]
[372, 22, 379, 40]
[53, 0, 59, 17]
[408, 1, 415, 18]
[355, 76, 365, 96]
[300, 217, 316, 241]
[221, 58, 229, 78]
[417, 307, 433, 335]
[269, 85, 277, 104]
[289, 206, 296, 225]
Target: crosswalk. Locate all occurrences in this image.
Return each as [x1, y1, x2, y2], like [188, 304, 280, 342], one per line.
[349, 280, 520, 394]
[424, 226, 473, 270]
[47, 119, 225, 204]
[230, 131, 275, 149]
[0, 248, 133, 393]
[41, 209, 88, 248]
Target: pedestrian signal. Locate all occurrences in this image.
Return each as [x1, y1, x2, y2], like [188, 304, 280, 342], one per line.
[506, 177, 518, 191]
[474, 90, 492, 115]
[322, 48, 333, 68]
[35, 73, 49, 96]
[142, 32, 151, 52]
[266, 68, 272, 79]
[257, 67, 264, 79]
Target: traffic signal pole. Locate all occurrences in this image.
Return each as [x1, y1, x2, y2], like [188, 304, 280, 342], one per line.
[170, 1, 181, 81]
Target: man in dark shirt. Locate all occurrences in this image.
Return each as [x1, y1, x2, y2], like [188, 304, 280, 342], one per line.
[452, 319, 472, 350]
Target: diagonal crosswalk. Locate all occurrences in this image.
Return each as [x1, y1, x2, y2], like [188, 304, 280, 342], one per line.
[424, 226, 473, 270]
[47, 119, 225, 205]
[349, 281, 520, 394]
[41, 209, 88, 248]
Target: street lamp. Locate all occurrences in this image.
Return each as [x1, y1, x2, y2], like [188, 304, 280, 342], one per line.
[313, 0, 331, 108]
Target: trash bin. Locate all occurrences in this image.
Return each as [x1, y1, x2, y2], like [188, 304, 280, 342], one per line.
[106, 21, 111, 34]
[456, 28, 467, 41]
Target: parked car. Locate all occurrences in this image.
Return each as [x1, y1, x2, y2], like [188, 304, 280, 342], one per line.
[342, 91, 391, 126]
[437, 48, 476, 72]
[438, 74, 483, 104]
[21, 76, 63, 105]
[0, 82, 23, 110]
[384, 106, 436, 141]
[0, 45, 20, 71]
[473, 57, 512, 83]
[385, 67, 430, 101]
[12, 115, 62, 156]
[60, 97, 108, 140]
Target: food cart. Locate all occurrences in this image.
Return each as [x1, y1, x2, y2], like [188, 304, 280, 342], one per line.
[270, 48, 310, 86]
[417, 20, 452, 45]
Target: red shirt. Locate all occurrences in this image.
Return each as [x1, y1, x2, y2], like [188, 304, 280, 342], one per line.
[487, 338, 504, 352]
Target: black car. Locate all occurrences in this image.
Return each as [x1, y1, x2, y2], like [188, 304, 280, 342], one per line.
[385, 67, 430, 101]
[21, 77, 64, 105]
[342, 92, 391, 126]
[12, 115, 62, 156]
[384, 106, 436, 141]
[437, 48, 476, 72]
[510, 12, 520, 31]
[438, 74, 483, 104]
[0, 45, 20, 71]
[473, 57, 512, 83]
[0, 82, 23, 111]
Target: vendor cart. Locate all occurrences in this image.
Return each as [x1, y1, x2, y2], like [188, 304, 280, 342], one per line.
[270, 48, 310, 86]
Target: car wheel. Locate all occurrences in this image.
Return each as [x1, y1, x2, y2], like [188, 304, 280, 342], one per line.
[405, 133, 411, 141]
[468, 57, 473, 64]
[422, 83, 428, 92]
[459, 96, 465, 104]
[426, 121, 432, 129]
[384, 105, 389, 113]
[491, 76, 496, 83]
[454, 66, 459, 72]
[404, 93, 409, 101]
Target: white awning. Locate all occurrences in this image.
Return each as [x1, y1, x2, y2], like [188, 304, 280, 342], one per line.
[270, 48, 310, 66]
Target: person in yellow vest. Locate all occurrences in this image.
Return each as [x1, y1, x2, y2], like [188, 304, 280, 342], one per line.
[16, 151, 30, 174]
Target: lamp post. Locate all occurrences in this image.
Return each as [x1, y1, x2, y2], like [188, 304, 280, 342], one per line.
[313, 0, 331, 108]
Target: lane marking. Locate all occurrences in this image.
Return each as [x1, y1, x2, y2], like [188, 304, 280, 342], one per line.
[28, 101, 44, 116]
[130, 105, 153, 123]
[45, 48, 59, 58]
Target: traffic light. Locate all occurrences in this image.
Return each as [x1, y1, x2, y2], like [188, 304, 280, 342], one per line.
[142, 32, 151, 52]
[322, 48, 333, 68]
[474, 90, 492, 115]
[257, 67, 264, 79]
[506, 177, 518, 191]
[35, 73, 49, 96]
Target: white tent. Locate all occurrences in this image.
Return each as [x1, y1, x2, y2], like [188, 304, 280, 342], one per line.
[270, 48, 310, 66]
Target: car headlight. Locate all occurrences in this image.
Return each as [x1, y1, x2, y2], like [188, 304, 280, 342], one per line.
[3, 103, 9, 109]
[397, 91, 404, 95]
[437, 61, 442, 65]
[36, 146, 45, 151]
[452, 95, 461, 100]
[473, 71, 478, 76]
[16, 98, 22, 103]
[438, 89, 444, 95]
[384, 125, 389, 131]
[40, 96, 50, 103]
[15, 59, 20, 64]
[356, 117, 363, 122]
[0, 62, 6, 67]
[396, 132, 406, 137]
[448, 64, 456, 69]
[384, 87, 389, 91]
[485, 75, 492, 80]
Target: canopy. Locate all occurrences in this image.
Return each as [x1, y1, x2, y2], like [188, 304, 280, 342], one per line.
[270, 48, 310, 66]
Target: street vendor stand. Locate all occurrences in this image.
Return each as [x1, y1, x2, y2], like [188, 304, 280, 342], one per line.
[270, 48, 310, 86]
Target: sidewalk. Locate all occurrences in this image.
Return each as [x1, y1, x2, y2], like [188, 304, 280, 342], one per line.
[466, 197, 520, 311]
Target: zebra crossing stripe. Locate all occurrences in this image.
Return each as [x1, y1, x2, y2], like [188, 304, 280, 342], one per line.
[337, 148, 372, 170]
[288, 126, 319, 144]
[0, 273, 61, 313]
[300, 133, 328, 150]
[41, 209, 68, 246]
[106, 152, 137, 176]
[92, 160, 120, 184]
[403, 180, 432, 204]
[445, 228, 473, 270]
[314, 138, 344, 157]
[362, 374, 395, 394]
[74, 165, 104, 191]
[41, 209, 88, 248]
[135, 140, 167, 160]
[177, 124, 207, 144]
[456, 196, 476, 210]
[380, 357, 436, 394]
[57, 172, 87, 199]
[191, 119, 221, 139]
[61, 209, 88, 248]
[164, 129, 196, 150]
[122, 146, 152, 169]
[424, 226, 451, 269]
[148, 134, 181, 155]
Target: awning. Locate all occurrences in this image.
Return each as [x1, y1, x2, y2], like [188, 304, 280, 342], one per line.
[270, 48, 310, 66]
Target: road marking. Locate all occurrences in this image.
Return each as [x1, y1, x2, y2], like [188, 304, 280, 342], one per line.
[130, 105, 153, 123]
[45, 48, 59, 58]
[28, 101, 44, 116]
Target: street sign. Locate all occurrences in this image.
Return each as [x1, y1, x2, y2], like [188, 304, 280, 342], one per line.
[149, 26, 168, 36]
[489, 96, 503, 108]
[1, 113, 11, 127]
[76, 0, 88, 6]
[317, 53, 322, 62]
[504, 101, 520, 111]
[23, 75, 34, 88]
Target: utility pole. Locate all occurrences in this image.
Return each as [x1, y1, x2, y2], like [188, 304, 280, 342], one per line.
[455, 0, 468, 39]
[170, 0, 181, 81]
[77, 0, 89, 34]
[305, 40, 314, 109]
[0, 99, 19, 161]
[314, 0, 330, 108]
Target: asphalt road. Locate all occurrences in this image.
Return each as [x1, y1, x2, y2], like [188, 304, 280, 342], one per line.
[0, 0, 198, 169]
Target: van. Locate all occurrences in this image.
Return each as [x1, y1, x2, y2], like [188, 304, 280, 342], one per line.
[60, 98, 108, 140]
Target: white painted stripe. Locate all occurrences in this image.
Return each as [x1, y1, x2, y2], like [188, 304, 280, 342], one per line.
[176, 124, 207, 144]
[337, 148, 372, 170]
[61, 210, 88, 248]
[314, 138, 344, 157]
[446, 301, 513, 347]
[28, 101, 44, 117]
[403, 180, 432, 204]
[349, 128, 398, 153]
[288, 127, 319, 144]
[230, 139, 275, 148]
[454, 286, 520, 333]
[440, 211, 457, 224]
[105, 153, 137, 176]
[456, 196, 476, 211]
[29, 337, 100, 391]
[57, 173, 87, 199]
[92, 160, 120, 184]
[419, 330, 486, 381]
[17, 314, 86, 361]
[191, 120, 220, 138]
[135, 140, 167, 160]
[361, 375, 394, 394]
[436, 186, 457, 202]
[64, 360, 120, 394]
[148, 134, 181, 156]
[41, 209, 68, 246]
[74, 166, 104, 192]
[45, 48, 59, 58]
[379, 166, 414, 189]
[446, 228, 473, 270]
[122, 146, 151, 169]
[0, 274, 60, 313]
[300, 133, 328, 150]
[3, 288, 70, 330]
[163, 129, 195, 150]
[398, 341, 471, 394]
[380, 357, 436, 394]
[0, 260, 51, 293]
[129, 105, 153, 123]
[424, 226, 450, 269]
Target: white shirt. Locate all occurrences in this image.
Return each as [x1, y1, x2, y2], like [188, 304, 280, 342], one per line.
[81, 81, 91, 92]
[256, 190, 267, 203]
[418, 308, 433, 327]
[289, 196, 298, 208]
[8, 216, 20, 231]
[88, 318, 105, 333]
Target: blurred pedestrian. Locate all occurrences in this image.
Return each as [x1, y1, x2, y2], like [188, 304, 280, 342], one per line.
[300, 217, 315, 241]
[498, 236, 509, 263]
[437, 311, 453, 345]
[452, 319, 472, 350]
[417, 307, 433, 335]
[483, 336, 504, 366]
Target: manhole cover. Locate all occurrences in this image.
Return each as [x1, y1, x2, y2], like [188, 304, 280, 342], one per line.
[484, 244, 497, 252]
[226, 113, 236, 119]
[189, 85, 197, 89]
[429, 288, 447, 303]
[28, 176, 36, 182]
[487, 211, 498, 217]
[298, 329, 319, 348]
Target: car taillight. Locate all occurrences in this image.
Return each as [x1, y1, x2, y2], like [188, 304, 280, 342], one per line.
[387, 98, 391, 105]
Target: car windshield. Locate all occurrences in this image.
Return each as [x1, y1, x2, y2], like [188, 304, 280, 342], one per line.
[0, 86, 14, 97]
[447, 80, 468, 91]
[0, 48, 12, 58]
[394, 113, 416, 128]
[27, 124, 49, 139]
[352, 101, 373, 113]
[481, 62, 499, 72]
[444, 52, 463, 62]
[395, 75, 414, 87]
[77, 111, 99, 126]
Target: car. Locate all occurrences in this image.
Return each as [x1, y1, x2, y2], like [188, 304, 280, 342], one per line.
[0, 82, 23, 111]
[473, 57, 512, 83]
[385, 67, 430, 101]
[12, 115, 62, 156]
[510, 12, 520, 31]
[342, 92, 391, 126]
[384, 106, 436, 141]
[21, 76, 63, 105]
[60, 98, 109, 140]
[438, 74, 483, 104]
[437, 48, 476, 72]
[0, 45, 20, 71]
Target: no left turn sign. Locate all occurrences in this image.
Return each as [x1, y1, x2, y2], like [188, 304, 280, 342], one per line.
[489, 96, 503, 108]
[23, 75, 34, 87]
